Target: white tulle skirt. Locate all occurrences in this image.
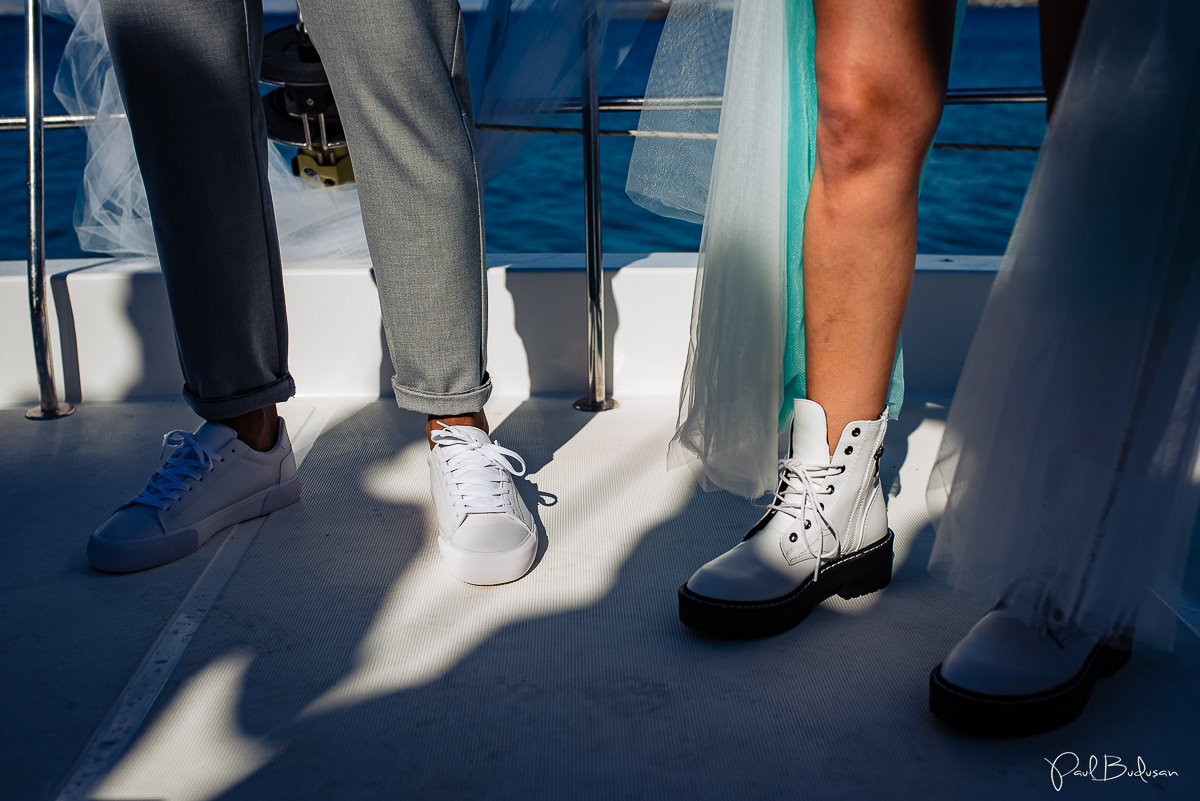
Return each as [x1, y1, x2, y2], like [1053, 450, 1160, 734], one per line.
[927, 0, 1200, 649]
[629, 0, 787, 499]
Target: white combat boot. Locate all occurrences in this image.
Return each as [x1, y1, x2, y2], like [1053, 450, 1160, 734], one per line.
[679, 399, 893, 636]
[929, 605, 1131, 735]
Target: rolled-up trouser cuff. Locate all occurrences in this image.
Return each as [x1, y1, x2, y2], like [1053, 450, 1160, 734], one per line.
[183, 374, 297, 421]
[392, 373, 492, 416]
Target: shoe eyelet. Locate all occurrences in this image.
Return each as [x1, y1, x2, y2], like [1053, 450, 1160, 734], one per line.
[804, 520, 811, 529]
[819, 502, 824, 511]
[827, 486, 835, 494]
[851, 428, 861, 437]
[789, 533, 798, 542]
[844, 446, 853, 455]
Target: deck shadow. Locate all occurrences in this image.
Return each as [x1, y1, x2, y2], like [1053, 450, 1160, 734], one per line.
[55, 400, 1200, 801]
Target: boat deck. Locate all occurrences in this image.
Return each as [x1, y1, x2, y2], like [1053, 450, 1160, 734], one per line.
[2, 255, 1197, 800]
[4, 394, 1198, 800]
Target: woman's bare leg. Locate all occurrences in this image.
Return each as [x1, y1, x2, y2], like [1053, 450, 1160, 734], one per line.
[804, 0, 957, 450]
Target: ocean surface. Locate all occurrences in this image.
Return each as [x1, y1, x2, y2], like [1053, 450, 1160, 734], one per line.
[0, 8, 1045, 262]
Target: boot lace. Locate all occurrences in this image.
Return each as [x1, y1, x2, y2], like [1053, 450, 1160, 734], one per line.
[132, 430, 224, 510]
[431, 424, 527, 516]
[764, 459, 845, 581]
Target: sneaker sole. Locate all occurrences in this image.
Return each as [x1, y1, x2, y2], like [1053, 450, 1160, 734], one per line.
[928, 641, 1131, 736]
[677, 530, 895, 637]
[437, 530, 537, 586]
[88, 476, 303, 573]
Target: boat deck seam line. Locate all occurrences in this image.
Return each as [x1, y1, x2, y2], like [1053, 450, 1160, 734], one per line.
[49, 404, 331, 801]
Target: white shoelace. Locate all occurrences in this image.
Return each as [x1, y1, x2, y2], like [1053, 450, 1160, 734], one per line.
[764, 458, 846, 581]
[132, 430, 223, 510]
[431, 424, 527, 516]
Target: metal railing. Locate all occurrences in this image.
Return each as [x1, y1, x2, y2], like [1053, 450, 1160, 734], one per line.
[10, 0, 1045, 419]
[574, 13, 618, 412]
[477, 87, 1046, 152]
[21, 0, 72, 420]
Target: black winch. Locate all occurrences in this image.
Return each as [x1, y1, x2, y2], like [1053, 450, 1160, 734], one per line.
[260, 18, 354, 187]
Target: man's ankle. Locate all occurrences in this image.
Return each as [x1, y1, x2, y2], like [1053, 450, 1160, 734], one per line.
[427, 411, 488, 448]
[213, 405, 280, 452]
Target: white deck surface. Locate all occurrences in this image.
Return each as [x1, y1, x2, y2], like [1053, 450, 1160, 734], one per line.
[3, 394, 1197, 801]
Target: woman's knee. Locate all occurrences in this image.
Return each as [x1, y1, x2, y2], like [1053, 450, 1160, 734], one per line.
[815, 68, 945, 181]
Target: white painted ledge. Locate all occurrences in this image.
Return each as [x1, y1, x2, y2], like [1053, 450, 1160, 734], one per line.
[0, 253, 998, 407]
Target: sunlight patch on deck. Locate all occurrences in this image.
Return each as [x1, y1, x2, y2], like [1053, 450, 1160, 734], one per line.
[304, 408, 702, 714]
[93, 653, 277, 801]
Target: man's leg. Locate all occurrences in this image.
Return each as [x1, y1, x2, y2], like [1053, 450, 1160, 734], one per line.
[299, 0, 535, 585]
[99, 0, 294, 427]
[298, 0, 490, 441]
[88, 0, 301, 573]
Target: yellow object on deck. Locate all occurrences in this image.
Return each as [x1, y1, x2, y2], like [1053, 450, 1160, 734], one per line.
[293, 147, 355, 187]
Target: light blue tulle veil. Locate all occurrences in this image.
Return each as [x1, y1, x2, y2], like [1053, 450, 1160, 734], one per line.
[629, 0, 787, 498]
[628, 0, 964, 498]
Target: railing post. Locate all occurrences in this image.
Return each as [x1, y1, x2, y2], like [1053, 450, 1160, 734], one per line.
[573, 10, 616, 413]
[24, 0, 73, 421]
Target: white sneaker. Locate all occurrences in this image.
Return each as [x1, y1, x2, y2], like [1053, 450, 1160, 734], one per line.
[929, 605, 1131, 735]
[428, 424, 537, 585]
[88, 420, 301, 573]
[678, 399, 894, 636]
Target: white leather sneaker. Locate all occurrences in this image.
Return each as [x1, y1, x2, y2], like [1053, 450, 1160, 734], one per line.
[428, 424, 537, 585]
[678, 399, 894, 636]
[88, 420, 301, 573]
[929, 605, 1130, 735]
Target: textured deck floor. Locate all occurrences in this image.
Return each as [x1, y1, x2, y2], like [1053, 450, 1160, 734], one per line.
[3, 396, 1197, 801]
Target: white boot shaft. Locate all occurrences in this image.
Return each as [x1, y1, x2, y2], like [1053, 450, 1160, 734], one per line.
[764, 399, 889, 566]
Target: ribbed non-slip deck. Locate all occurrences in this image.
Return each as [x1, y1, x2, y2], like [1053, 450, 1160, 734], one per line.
[2, 396, 1196, 800]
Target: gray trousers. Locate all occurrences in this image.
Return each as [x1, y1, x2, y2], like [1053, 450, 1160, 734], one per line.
[98, 0, 491, 419]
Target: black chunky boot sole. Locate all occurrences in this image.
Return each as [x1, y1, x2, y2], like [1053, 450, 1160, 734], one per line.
[677, 530, 894, 638]
[928, 641, 1131, 737]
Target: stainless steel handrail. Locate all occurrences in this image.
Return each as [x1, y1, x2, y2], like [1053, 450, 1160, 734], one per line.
[550, 87, 1046, 113]
[0, 88, 1045, 133]
[0, 112, 124, 132]
[573, 12, 617, 413]
[23, 0, 73, 421]
[946, 87, 1046, 104]
[479, 87, 1047, 150]
[475, 122, 1039, 151]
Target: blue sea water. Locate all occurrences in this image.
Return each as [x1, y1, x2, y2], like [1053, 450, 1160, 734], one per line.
[0, 8, 1044, 262]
